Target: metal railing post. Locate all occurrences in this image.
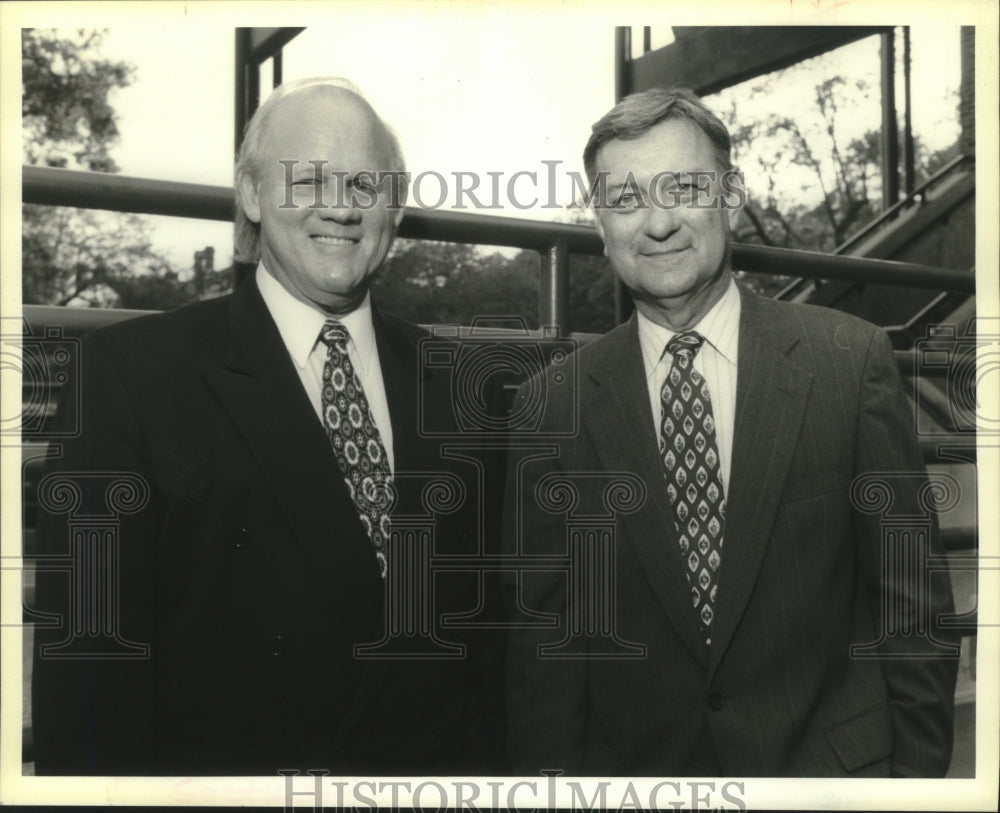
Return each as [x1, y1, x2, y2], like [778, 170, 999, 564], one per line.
[613, 27, 633, 325]
[614, 27, 632, 101]
[234, 29, 260, 151]
[902, 27, 915, 196]
[541, 241, 570, 336]
[881, 30, 900, 208]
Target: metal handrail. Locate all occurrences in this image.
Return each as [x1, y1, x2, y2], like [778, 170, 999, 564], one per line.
[21, 165, 606, 252]
[733, 245, 972, 294]
[771, 154, 973, 302]
[23, 165, 976, 295]
[836, 154, 972, 255]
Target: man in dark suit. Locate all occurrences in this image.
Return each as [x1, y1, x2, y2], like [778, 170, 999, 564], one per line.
[504, 88, 958, 777]
[32, 77, 503, 775]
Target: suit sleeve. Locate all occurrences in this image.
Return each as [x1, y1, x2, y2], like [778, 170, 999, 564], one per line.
[439, 369, 512, 774]
[31, 331, 160, 775]
[502, 380, 587, 775]
[853, 328, 960, 778]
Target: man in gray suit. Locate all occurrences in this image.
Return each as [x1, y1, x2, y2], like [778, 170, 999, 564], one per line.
[504, 88, 958, 777]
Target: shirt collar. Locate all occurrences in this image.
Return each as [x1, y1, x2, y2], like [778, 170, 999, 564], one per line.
[255, 263, 378, 374]
[637, 277, 741, 378]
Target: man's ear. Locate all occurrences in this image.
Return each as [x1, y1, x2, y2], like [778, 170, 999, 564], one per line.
[720, 168, 746, 225]
[390, 173, 409, 229]
[592, 209, 609, 257]
[237, 171, 262, 224]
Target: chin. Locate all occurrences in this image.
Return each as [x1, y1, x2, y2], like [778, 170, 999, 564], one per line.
[320, 281, 370, 303]
[311, 272, 363, 294]
[647, 275, 703, 300]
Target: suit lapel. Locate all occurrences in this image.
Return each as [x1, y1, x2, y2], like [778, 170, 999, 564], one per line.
[581, 317, 710, 665]
[708, 290, 813, 665]
[372, 306, 433, 494]
[201, 279, 384, 618]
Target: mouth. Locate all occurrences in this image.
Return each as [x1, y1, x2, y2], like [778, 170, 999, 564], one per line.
[311, 235, 359, 246]
[642, 246, 690, 257]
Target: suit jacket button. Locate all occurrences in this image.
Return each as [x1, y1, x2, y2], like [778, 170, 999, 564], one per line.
[234, 527, 250, 549]
[708, 692, 725, 710]
[270, 634, 285, 656]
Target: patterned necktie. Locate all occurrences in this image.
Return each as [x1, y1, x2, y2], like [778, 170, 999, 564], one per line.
[659, 331, 726, 644]
[319, 321, 393, 579]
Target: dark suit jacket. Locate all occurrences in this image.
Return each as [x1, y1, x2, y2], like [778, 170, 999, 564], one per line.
[32, 276, 506, 775]
[504, 288, 958, 777]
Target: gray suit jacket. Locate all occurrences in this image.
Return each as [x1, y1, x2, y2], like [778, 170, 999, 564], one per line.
[504, 287, 958, 777]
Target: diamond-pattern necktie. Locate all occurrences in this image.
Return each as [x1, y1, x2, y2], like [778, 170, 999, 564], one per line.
[659, 331, 726, 644]
[319, 321, 393, 579]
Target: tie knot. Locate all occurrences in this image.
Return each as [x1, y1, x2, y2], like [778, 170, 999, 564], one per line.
[666, 331, 705, 362]
[319, 321, 350, 350]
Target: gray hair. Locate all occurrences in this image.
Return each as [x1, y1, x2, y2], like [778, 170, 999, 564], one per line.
[583, 87, 733, 185]
[233, 76, 407, 263]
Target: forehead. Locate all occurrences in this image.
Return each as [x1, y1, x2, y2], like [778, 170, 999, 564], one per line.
[594, 118, 718, 179]
[259, 88, 393, 170]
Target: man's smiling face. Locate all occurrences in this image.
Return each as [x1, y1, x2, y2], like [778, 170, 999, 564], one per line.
[240, 86, 402, 315]
[593, 117, 732, 323]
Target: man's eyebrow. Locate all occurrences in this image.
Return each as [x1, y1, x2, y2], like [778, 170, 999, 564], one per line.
[287, 164, 324, 177]
[286, 165, 367, 181]
[604, 179, 644, 194]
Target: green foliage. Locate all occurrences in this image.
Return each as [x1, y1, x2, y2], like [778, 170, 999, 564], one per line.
[722, 75, 882, 255]
[717, 68, 959, 297]
[567, 254, 616, 334]
[371, 238, 615, 335]
[726, 73, 960, 255]
[22, 29, 134, 172]
[22, 28, 198, 310]
[22, 203, 203, 309]
[373, 240, 535, 326]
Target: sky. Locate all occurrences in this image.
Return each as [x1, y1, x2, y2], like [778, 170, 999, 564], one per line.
[93, 10, 620, 270]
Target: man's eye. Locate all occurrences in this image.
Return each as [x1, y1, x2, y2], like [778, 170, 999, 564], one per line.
[612, 192, 644, 210]
[657, 182, 696, 203]
[291, 178, 319, 186]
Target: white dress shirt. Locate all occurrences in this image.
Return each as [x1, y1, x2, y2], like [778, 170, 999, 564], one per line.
[256, 264, 395, 474]
[636, 279, 740, 493]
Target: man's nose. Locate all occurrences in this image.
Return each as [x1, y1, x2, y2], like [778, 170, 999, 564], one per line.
[642, 198, 681, 240]
[317, 181, 363, 223]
